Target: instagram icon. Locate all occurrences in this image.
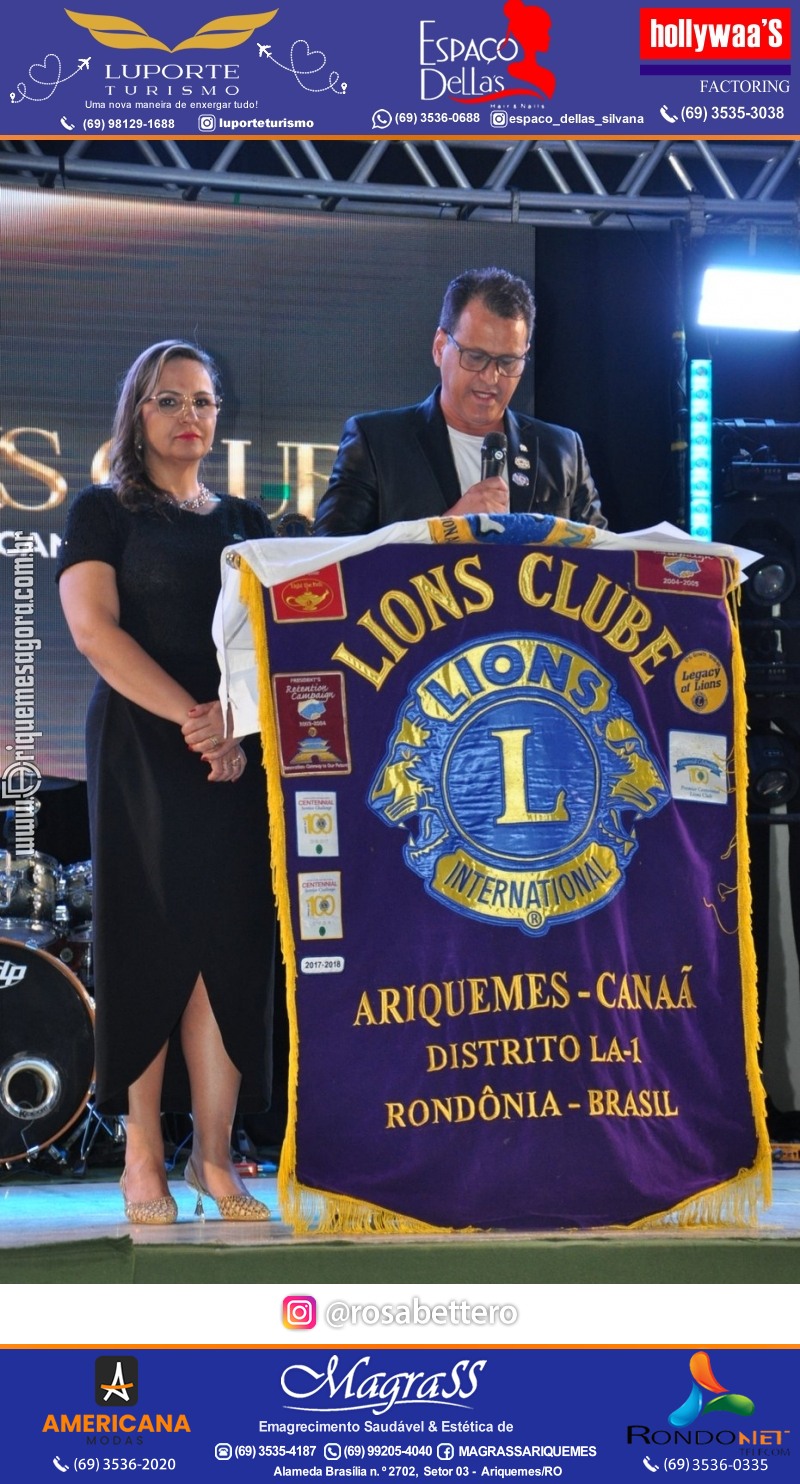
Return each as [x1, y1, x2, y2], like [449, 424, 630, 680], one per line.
[283, 1295, 317, 1329]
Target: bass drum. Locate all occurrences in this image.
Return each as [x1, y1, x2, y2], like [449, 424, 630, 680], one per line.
[0, 937, 95, 1163]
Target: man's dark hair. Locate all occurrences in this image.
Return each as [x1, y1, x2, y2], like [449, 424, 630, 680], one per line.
[439, 267, 535, 338]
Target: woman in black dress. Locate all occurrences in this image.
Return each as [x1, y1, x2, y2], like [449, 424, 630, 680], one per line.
[58, 341, 275, 1223]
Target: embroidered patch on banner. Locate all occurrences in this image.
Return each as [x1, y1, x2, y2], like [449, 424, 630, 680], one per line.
[669, 732, 729, 805]
[272, 672, 352, 775]
[635, 550, 730, 599]
[295, 791, 340, 856]
[369, 633, 669, 936]
[298, 872, 343, 940]
[674, 650, 729, 714]
[270, 564, 346, 622]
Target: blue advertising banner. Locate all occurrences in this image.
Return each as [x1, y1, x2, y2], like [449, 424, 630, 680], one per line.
[0, 1344, 797, 1475]
[1, 2, 796, 139]
[217, 516, 770, 1234]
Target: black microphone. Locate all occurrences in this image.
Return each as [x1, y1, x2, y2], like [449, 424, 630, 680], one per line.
[480, 431, 507, 483]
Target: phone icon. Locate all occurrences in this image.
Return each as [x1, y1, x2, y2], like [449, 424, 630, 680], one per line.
[643, 1458, 660, 1474]
[53, 1459, 69, 1474]
[659, 105, 678, 123]
[60, 116, 76, 131]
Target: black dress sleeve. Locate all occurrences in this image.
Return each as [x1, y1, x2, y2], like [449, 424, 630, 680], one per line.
[240, 499, 275, 540]
[55, 486, 125, 580]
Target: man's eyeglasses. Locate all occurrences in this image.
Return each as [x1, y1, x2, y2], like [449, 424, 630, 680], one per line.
[145, 393, 221, 417]
[445, 333, 529, 378]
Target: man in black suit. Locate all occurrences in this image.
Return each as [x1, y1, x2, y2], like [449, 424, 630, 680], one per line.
[314, 266, 605, 535]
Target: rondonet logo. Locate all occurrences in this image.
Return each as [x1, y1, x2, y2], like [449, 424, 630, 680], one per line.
[668, 1352, 754, 1426]
[369, 634, 668, 936]
[640, 8, 791, 62]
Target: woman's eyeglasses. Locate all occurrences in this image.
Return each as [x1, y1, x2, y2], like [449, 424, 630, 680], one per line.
[145, 393, 221, 417]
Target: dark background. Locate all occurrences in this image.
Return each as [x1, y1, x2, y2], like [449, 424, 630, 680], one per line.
[3, 186, 800, 781]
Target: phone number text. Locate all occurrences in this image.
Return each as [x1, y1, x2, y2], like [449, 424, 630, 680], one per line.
[82, 118, 176, 130]
[663, 1461, 770, 1472]
[393, 113, 480, 124]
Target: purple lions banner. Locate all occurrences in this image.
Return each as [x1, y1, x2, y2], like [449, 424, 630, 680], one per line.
[217, 514, 770, 1232]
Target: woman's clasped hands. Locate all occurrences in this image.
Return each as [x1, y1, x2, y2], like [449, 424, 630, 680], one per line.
[182, 699, 247, 782]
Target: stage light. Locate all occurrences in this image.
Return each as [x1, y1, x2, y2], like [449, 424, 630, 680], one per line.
[748, 544, 796, 607]
[712, 515, 797, 610]
[748, 732, 800, 810]
[698, 267, 800, 332]
[689, 359, 713, 539]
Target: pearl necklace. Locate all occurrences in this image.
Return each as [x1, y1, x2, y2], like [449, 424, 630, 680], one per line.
[168, 483, 214, 511]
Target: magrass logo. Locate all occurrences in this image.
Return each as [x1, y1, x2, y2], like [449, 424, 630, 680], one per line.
[65, 8, 277, 52]
[668, 1352, 755, 1427]
[95, 1356, 139, 1406]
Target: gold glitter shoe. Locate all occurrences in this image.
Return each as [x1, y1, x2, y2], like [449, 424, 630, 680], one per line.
[120, 1171, 178, 1225]
[184, 1156, 270, 1222]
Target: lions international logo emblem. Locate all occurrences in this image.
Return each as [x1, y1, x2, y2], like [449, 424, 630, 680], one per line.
[369, 634, 669, 936]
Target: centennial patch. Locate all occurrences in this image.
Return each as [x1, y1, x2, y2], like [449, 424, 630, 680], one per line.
[369, 633, 669, 936]
[668, 731, 728, 805]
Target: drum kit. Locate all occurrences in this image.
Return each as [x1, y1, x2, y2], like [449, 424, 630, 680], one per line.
[0, 849, 112, 1168]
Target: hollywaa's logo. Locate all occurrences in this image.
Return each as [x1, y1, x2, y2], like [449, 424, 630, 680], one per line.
[422, 2, 557, 104]
[369, 633, 668, 937]
[65, 8, 277, 51]
[639, 9, 791, 62]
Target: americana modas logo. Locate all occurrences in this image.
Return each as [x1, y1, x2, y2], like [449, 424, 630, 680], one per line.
[95, 1355, 139, 1405]
[66, 9, 277, 52]
[369, 633, 668, 936]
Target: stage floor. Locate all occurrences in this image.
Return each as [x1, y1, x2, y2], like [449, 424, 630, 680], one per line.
[2, 1165, 800, 1285]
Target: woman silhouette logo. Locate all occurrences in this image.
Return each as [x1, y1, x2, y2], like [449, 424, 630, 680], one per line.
[503, 0, 556, 99]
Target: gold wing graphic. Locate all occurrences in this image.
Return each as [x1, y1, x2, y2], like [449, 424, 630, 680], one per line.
[65, 10, 278, 52]
[174, 12, 279, 51]
[65, 11, 170, 50]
